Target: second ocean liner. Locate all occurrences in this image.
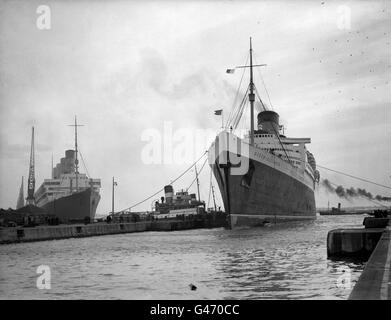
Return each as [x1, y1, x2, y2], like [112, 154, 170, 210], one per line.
[34, 118, 101, 222]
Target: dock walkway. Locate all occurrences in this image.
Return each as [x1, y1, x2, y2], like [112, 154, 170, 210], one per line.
[349, 227, 391, 300]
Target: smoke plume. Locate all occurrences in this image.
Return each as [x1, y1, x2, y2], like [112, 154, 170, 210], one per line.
[321, 179, 391, 202]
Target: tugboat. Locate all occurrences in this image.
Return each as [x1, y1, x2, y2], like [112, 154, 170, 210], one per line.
[153, 185, 206, 219]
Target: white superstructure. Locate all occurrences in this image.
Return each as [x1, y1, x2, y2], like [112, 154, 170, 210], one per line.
[35, 150, 101, 207]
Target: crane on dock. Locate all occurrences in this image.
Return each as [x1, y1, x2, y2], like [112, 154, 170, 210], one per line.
[16, 176, 24, 209]
[26, 127, 36, 205]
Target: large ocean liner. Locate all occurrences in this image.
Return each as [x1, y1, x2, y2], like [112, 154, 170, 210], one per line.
[34, 118, 101, 222]
[208, 38, 320, 228]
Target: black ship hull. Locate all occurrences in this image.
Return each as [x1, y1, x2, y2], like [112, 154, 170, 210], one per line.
[40, 188, 100, 223]
[210, 149, 316, 228]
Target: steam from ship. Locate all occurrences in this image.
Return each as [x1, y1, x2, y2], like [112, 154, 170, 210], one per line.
[321, 179, 391, 201]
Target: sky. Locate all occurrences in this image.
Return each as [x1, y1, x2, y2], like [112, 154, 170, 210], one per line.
[0, 0, 390, 215]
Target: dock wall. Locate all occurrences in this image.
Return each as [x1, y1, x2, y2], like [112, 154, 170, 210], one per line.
[327, 228, 384, 259]
[327, 216, 391, 299]
[0, 217, 227, 244]
[0, 221, 151, 244]
[349, 228, 391, 300]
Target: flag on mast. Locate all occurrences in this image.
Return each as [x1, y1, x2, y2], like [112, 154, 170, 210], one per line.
[214, 109, 224, 128]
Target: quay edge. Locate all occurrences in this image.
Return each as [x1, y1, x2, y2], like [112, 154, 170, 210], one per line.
[327, 215, 391, 300]
[349, 228, 391, 300]
[0, 217, 227, 245]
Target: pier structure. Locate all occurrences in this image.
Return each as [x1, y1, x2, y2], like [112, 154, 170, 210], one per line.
[349, 226, 391, 300]
[327, 215, 391, 300]
[0, 212, 227, 244]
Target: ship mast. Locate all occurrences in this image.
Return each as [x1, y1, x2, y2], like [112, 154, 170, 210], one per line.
[26, 127, 35, 205]
[68, 116, 84, 192]
[75, 117, 79, 191]
[211, 183, 217, 212]
[112, 176, 116, 214]
[195, 164, 201, 201]
[249, 37, 255, 146]
[227, 38, 265, 143]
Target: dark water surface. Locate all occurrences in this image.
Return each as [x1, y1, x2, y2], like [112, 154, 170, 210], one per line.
[0, 215, 366, 299]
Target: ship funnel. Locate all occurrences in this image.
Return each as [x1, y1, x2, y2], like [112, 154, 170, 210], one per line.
[257, 111, 280, 135]
[164, 185, 174, 204]
[65, 149, 75, 159]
